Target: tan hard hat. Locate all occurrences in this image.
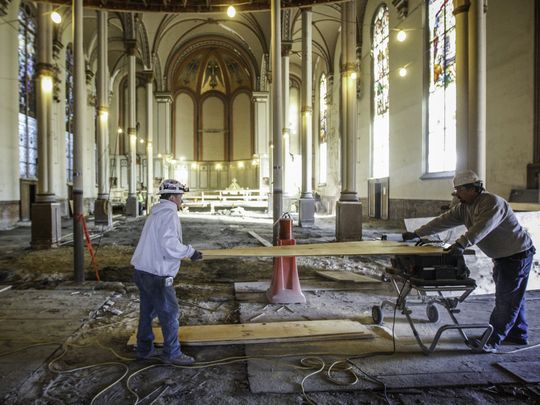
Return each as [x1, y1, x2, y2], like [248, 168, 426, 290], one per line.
[453, 170, 482, 187]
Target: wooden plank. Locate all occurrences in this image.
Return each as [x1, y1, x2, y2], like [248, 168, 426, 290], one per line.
[247, 231, 273, 247]
[200, 240, 443, 259]
[0, 285, 12, 293]
[127, 319, 373, 346]
[316, 271, 381, 283]
[234, 279, 383, 293]
[497, 361, 540, 383]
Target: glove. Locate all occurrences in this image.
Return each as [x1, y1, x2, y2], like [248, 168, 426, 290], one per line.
[402, 231, 419, 241]
[444, 242, 465, 256]
[190, 250, 203, 261]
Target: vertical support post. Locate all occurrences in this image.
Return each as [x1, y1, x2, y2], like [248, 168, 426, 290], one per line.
[73, 0, 85, 281]
[299, 8, 315, 227]
[468, 0, 486, 182]
[145, 71, 154, 212]
[336, 1, 362, 241]
[453, 0, 470, 172]
[125, 38, 138, 216]
[32, 2, 61, 249]
[94, 10, 112, 226]
[271, 0, 283, 245]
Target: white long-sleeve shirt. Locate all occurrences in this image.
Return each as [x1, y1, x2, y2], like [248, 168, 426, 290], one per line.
[415, 192, 533, 259]
[131, 199, 195, 277]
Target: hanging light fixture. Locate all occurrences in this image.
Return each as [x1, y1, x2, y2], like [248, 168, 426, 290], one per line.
[396, 30, 407, 42]
[399, 67, 408, 77]
[227, 5, 236, 18]
[51, 11, 62, 24]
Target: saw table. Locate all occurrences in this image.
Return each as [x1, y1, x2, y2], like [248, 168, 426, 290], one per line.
[371, 253, 493, 355]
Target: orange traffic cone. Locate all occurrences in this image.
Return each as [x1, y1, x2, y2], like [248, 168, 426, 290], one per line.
[266, 216, 306, 304]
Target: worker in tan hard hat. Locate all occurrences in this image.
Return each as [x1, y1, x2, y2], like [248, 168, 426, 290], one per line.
[403, 169, 535, 353]
[131, 179, 203, 366]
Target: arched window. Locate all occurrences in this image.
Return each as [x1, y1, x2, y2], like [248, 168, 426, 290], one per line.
[65, 44, 74, 183]
[372, 5, 390, 179]
[427, 0, 456, 173]
[319, 73, 328, 185]
[18, 4, 37, 179]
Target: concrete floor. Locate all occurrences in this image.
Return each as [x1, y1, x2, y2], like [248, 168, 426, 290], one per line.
[0, 212, 539, 404]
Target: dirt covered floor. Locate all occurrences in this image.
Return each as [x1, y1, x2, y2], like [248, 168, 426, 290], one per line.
[0, 211, 539, 404]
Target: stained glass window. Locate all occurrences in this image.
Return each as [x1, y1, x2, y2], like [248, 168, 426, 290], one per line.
[427, 0, 456, 173]
[372, 5, 389, 178]
[18, 5, 37, 179]
[319, 74, 328, 185]
[65, 44, 74, 183]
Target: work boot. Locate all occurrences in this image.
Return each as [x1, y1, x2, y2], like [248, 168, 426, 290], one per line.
[135, 347, 159, 361]
[162, 352, 195, 366]
[502, 336, 528, 346]
[470, 338, 498, 354]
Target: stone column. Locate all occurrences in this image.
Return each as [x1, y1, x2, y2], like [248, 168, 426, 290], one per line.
[453, 0, 470, 172]
[144, 71, 154, 212]
[299, 8, 315, 227]
[281, 41, 292, 202]
[31, 2, 61, 249]
[73, 0, 86, 281]
[155, 92, 173, 180]
[125, 39, 138, 216]
[271, 0, 283, 244]
[94, 10, 112, 226]
[467, 0, 486, 181]
[336, 1, 362, 241]
[253, 91, 270, 192]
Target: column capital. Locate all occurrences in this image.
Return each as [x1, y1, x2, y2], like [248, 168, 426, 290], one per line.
[252, 91, 269, 103]
[453, 0, 471, 14]
[125, 39, 137, 56]
[155, 91, 173, 103]
[340, 62, 356, 74]
[281, 41, 293, 57]
[143, 70, 155, 84]
[36, 62, 55, 76]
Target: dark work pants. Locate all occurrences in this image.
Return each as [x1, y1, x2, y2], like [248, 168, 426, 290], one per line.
[133, 270, 181, 359]
[488, 247, 535, 346]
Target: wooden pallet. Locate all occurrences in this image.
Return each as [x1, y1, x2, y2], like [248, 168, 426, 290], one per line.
[127, 319, 373, 346]
[200, 240, 443, 259]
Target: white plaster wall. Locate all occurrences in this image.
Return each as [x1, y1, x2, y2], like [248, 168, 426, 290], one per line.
[359, 0, 453, 201]
[231, 92, 252, 160]
[174, 93, 195, 160]
[486, 0, 534, 197]
[0, 1, 22, 202]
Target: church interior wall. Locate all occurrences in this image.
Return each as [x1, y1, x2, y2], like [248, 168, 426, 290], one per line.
[0, 0, 22, 229]
[486, 0, 534, 197]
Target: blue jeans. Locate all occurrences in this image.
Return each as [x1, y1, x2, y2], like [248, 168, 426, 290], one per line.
[488, 246, 535, 346]
[133, 270, 181, 359]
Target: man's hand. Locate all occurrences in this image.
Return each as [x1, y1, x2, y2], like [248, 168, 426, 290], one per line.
[402, 231, 419, 241]
[443, 242, 465, 255]
[190, 250, 203, 261]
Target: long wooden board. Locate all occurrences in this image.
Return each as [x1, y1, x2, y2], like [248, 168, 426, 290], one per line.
[316, 271, 381, 283]
[127, 319, 373, 346]
[200, 240, 443, 259]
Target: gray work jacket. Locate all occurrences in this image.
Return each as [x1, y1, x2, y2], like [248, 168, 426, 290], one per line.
[415, 192, 533, 259]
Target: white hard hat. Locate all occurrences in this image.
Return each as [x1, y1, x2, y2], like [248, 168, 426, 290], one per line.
[158, 179, 189, 194]
[453, 170, 483, 187]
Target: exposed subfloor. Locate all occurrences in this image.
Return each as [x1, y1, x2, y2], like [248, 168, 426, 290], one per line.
[0, 212, 539, 404]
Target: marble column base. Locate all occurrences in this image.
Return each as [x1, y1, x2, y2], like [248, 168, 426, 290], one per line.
[31, 202, 61, 249]
[94, 198, 113, 227]
[125, 195, 139, 217]
[335, 201, 362, 241]
[298, 198, 315, 228]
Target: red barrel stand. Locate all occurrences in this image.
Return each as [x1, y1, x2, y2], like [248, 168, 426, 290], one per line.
[266, 217, 306, 304]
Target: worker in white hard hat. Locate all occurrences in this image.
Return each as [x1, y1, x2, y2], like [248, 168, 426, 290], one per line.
[403, 169, 535, 353]
[131, 179, 203, 365]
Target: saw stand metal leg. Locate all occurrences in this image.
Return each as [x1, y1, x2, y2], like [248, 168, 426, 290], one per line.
[372, 275, 493, 355]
